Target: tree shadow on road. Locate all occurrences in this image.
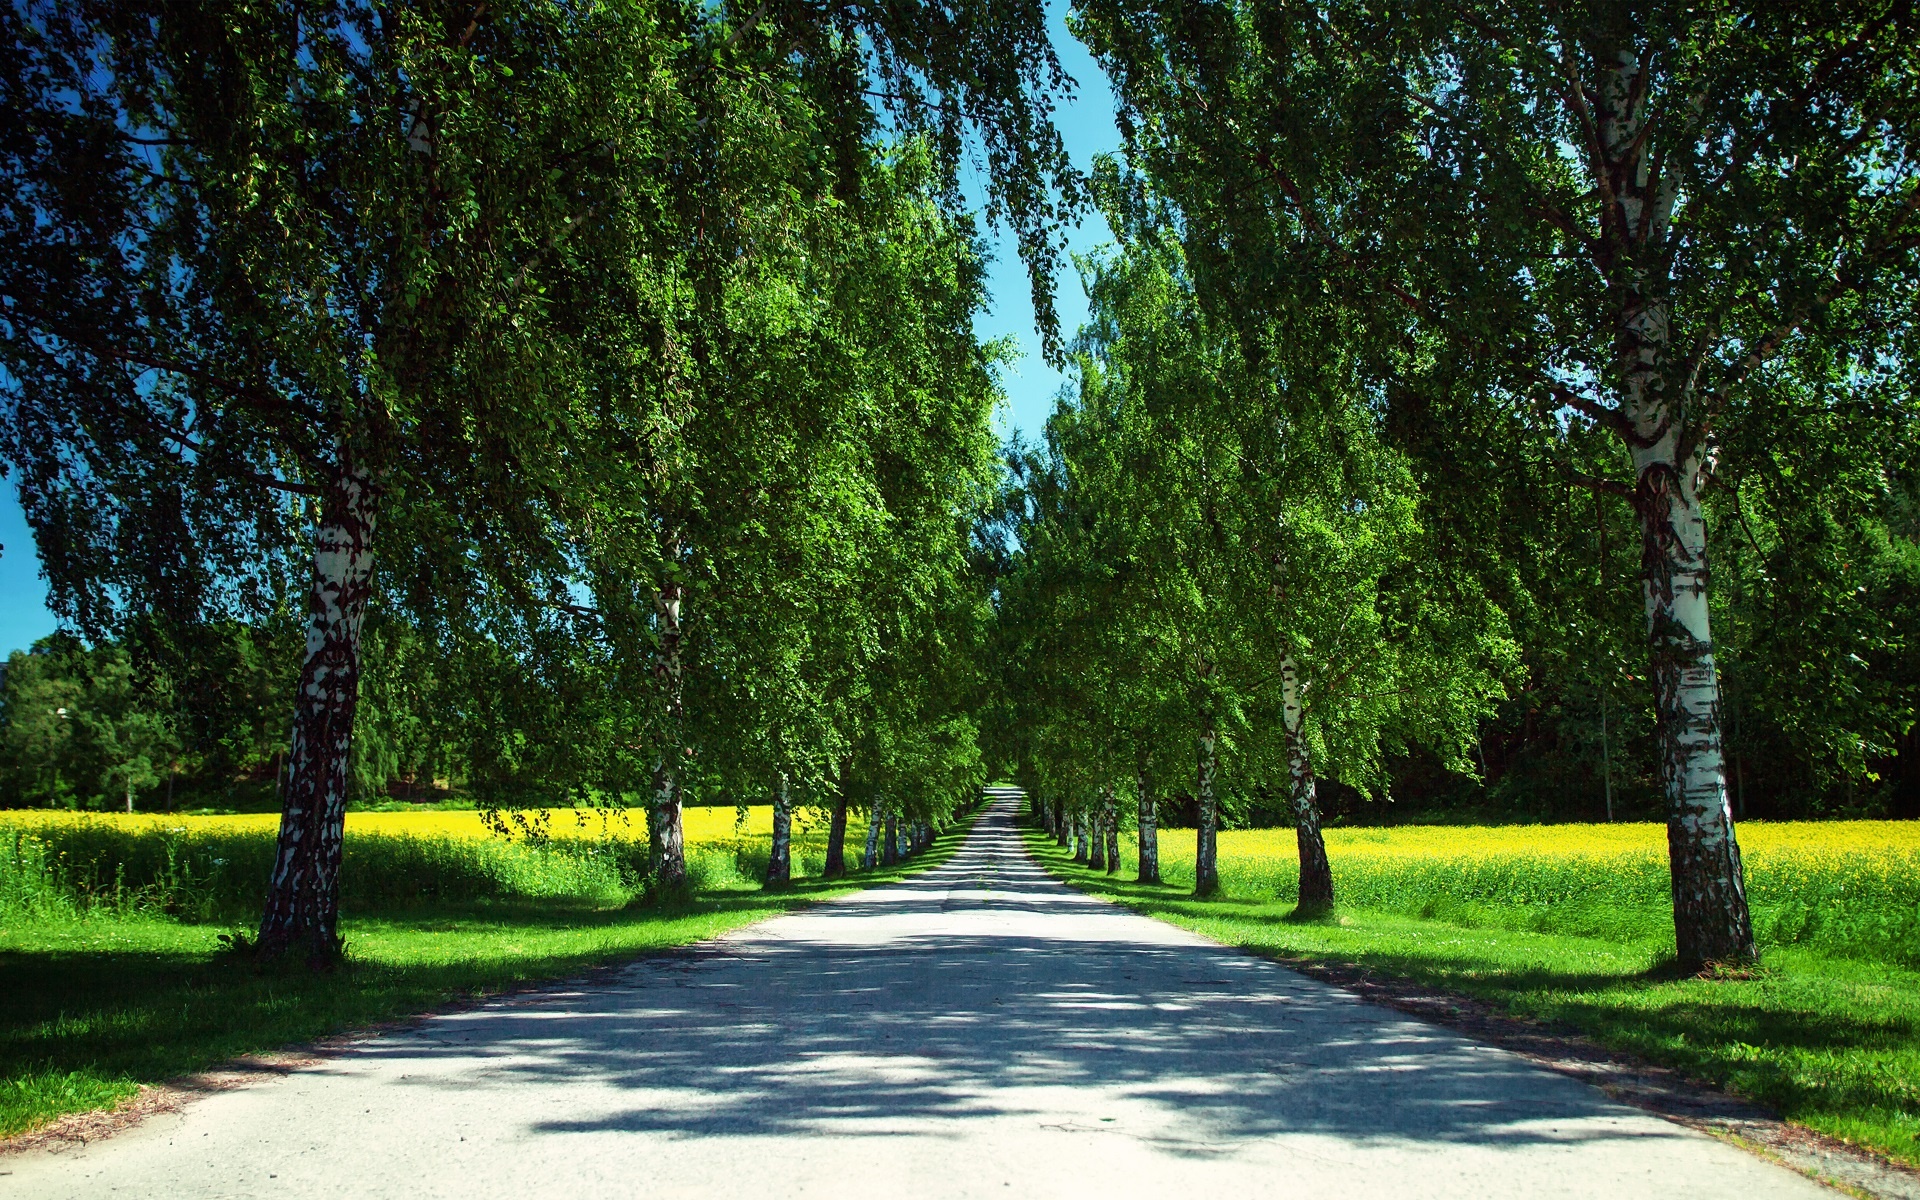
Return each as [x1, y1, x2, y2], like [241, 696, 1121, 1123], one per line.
[0, 822, 978, 1140]
[1020, 818, 1920, 1163]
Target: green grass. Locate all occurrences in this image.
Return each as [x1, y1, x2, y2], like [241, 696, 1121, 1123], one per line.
[0, 815, 973, 1141]
[1026, 824, 1920, 1168]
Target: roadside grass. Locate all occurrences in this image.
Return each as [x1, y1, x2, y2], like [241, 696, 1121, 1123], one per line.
[0, 811, 970, 1141]
[0, 805, 848, 920]
[1023, 824, 1920, 1169]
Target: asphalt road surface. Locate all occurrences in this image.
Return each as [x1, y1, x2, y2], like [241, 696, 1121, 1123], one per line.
[7, 794, 1831, 1198]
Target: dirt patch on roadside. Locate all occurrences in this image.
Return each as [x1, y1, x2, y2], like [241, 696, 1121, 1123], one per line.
[0, 1050, 331, 1159]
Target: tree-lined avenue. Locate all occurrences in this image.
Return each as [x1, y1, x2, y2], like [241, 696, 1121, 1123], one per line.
[4, 793, 1827, 1199]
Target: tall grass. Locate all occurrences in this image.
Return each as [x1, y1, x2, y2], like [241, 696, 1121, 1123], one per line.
[0, 806, 867, 923]
[1, 832, 75, 920]
[0, 825, 636, 920]
[1125, 822, 1920, 964]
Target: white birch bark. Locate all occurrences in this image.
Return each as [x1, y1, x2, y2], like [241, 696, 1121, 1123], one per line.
[1280, 655, 1334, 912]
[1102, 788, 1120, 875]
[259, 465, 377, 962]
[1135, 767, 1160, 884]
[1597, 47, 1754, 965]
[764, 769, 792, 887]
[862, 801, 883, 869]
[649, 566, 688, 891]
[1194, 728, 1220, 896]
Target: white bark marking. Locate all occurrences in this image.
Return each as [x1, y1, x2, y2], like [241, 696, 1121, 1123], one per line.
[260, 465, 377, 958]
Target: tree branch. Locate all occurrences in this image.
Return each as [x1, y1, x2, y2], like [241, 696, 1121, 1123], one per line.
[1692, 178, 1920, 446]
[8, 310, 330, 471]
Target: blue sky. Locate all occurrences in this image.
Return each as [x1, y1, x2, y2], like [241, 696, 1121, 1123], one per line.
[0, 13, 1121, 659]
[974, 6, 1122, 446]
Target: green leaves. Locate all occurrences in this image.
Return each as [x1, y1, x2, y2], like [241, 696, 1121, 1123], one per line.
[1068, 0, 1920, 824]
[1000, 230, 1512, 817]
[0, 636, 180, 810]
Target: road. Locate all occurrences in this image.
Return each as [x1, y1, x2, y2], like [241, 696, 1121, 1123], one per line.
[6, 793, 1830, 1198]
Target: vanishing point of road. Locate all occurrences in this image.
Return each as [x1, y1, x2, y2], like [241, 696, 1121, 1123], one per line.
[7, 793, 1831, 1198]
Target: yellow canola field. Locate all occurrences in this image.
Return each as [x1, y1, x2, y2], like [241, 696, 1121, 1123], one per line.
[0, 805, 842, 913]
[6, 810, 1908, 864]
[1121, 820, 1920, 957]
[1170, 819, 1920, 865]
[0, 805, 779, 846]
[1140, 821, 1920, 900]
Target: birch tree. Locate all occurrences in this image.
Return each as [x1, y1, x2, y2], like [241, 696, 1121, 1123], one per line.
[1071, 0, 1920, 965]
[0, 0, 692, 961]
[1007, 230, 1510, 909]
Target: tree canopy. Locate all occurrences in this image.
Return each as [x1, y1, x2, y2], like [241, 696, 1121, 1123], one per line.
[0, 0, 1914, 978]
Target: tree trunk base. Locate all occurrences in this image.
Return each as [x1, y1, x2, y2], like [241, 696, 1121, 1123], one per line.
[253, 925, 344, 971]
[1668, 816, 1757, 969]
[1296, 823, 1335, 915]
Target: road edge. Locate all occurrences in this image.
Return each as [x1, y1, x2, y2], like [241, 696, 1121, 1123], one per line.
[1015, 818, 1920, 1200]
[0, 801, 991, 1160]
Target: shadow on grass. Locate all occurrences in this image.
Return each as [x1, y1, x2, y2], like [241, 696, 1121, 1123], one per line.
[0, 813, 980, 1139]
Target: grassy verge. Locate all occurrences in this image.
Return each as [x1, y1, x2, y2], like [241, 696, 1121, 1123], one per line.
[0, 813, 974, 1142]
[1023, 824, 1920, 1169]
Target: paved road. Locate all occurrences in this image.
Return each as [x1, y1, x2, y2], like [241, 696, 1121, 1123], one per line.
[8, 795, 1829, 1198]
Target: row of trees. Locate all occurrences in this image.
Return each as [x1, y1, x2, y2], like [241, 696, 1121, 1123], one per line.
[0, 0, 1079, 964]
[0, 616, 481, 811]
[996, 0, 1920, 969]
[4, 1, 1916, 976]
[995, 232, 1512, 908]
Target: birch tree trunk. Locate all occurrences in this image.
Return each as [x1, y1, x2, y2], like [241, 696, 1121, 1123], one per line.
[1135, 767, 1160, 884]
[1072, 811, 1088, 862]
[1103, 789, 1120, 875]
[1194, 727, 1220, 897]
[765, 770, 792, 887]
[881, 813, 899, 866]
[1633, 405, 1754, 966]
[1087, 796, 1108, 870]
[862, 801, 883, 869]
[1596, 48, 1755, 967]
[1053, 798, 1069, 846]
[1280, 656, 1334, 913]
[258, 466, 377, 964]
[823, 789, 849, 879]
[896, 818, 912, 860]
[649, 565, 688, 891]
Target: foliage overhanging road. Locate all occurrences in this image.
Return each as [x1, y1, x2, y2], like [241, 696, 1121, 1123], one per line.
[6, 796, 1829, 1199]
